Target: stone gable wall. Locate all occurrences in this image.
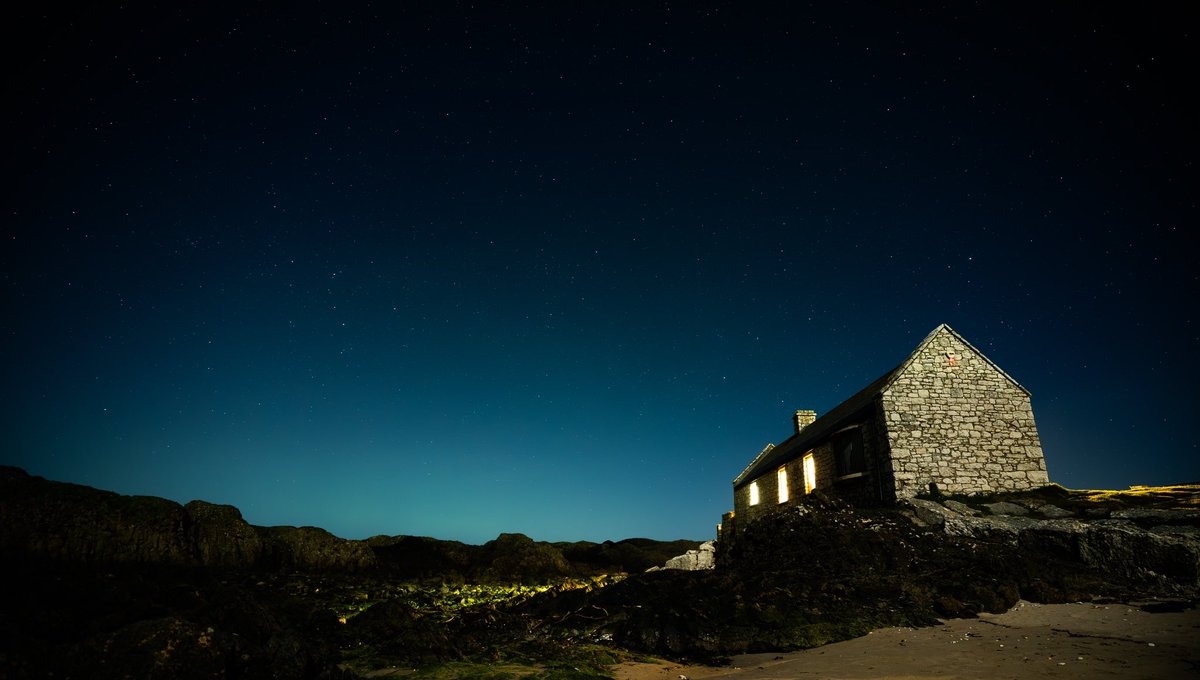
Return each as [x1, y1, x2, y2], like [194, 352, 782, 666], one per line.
[880, 327, 1048, 498]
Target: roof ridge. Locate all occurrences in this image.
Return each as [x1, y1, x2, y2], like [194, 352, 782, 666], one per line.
[732, 443, 775, 486]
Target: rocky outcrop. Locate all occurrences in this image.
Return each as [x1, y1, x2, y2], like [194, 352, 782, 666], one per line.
[649, 541, 715, 571]
[0, 466, 195, 565]
[476, 533, 573, 582]
[0, 466, 372, 571]
[185, 500, 264, 567]
[529, 492, 1200, 660]
[257, 525, 377, 571]
[367, 534, 478, 578]
[0, 561, 344, 680]
[902, 497, 1200, 596]
[556, 538, 704, 573]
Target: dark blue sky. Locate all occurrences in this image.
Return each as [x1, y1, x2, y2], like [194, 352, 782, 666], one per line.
[5, 4, 1196, 543]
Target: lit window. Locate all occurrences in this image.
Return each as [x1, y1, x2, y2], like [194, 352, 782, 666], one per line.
[749, 481, 760, 506]
[777, 467, 789, 503]
[803, 453, 816, 494]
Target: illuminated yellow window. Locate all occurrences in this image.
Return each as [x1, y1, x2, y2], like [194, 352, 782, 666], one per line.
[803, 453, 816, 494]
[777, 466, 789, 503]
[749, 481, 760, 506]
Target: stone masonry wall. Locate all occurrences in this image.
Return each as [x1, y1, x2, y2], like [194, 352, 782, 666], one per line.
[880, 326, 1048, 498]
[733, 452, 811, 525]
[734, 412, 890, 524]
[734, 461, 783, 524]
[866, 400, 897, 502]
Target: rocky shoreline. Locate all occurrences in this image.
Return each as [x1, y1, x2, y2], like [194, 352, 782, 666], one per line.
[1, 466, 1196, 679]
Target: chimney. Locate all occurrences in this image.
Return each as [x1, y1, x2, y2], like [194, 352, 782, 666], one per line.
[793, 409, 817, 434]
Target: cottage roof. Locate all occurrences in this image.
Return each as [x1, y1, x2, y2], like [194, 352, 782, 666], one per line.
[731, 323, 1029, 489]
[732, 365, 898, 488]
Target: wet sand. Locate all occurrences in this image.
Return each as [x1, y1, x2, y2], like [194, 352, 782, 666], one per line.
[613, 601, 1200, 679]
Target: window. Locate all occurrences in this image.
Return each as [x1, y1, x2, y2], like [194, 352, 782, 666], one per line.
[777, 467, 789, 503]
[803, 453, 816, 494]
[749, 481, 760, 506]
[833, 427, 866, 476]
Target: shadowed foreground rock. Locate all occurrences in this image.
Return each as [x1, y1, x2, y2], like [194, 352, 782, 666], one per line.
[0, 562, 347, 679]
[521, 492, 1200, 659]
[2, 466, 1197, 676]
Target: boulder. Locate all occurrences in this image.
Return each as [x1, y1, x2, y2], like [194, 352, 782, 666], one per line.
[942, 499, 982, 516]
[476, 532, 572, 582]
[657, 541, 715, 571]
[901, 498, 958, 527]
[982, 501, 1030, 516]
[1013, 498, 1074, 518]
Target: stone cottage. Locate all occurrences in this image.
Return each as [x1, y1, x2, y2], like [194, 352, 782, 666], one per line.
[720, 324, 1049, 537]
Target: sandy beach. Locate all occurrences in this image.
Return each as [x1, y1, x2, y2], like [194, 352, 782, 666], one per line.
[613, 601, 1199, 680]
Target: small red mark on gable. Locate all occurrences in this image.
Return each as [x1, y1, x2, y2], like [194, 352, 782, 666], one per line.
[946, 352, 959, 366]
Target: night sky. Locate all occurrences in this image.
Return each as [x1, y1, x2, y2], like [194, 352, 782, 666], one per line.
[5, 4, 1196, 544]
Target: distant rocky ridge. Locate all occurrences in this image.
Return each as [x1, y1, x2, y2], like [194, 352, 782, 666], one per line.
[0, 466, 699, 578]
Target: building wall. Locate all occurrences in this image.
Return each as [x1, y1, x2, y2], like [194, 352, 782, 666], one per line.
[880, 327, 1048, 498]
[731, 407, 893, 526]
[831, 407, 894, 504]
[864, 399, 897, 502]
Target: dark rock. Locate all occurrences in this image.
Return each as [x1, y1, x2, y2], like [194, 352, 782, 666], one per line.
[527, 495, 1199, 659]
[347, 598, 460, 664]
[902, 498, 957, 526]
[0, 467, 699, 580]
[1113, 508, 1200, 523]
[368, 534, 477, 579]
[185, 500, 263, 567]
[477, 532, 572, 582]
[942, 499, 982, 516]
[556, 538, 704, 574]
[982, 501, 1030, 516]
[257, 525, 377, 571]
[80, 615, 232, 679]
[932, 513, 1200, 595]
[0, 466, 194, 565]
[0, 561, 348, 680]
